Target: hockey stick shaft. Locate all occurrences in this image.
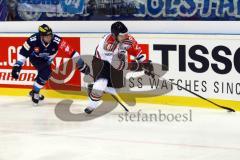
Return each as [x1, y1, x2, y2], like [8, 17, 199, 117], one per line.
[88, 74, 129, 112]
[149, 71, 235, 112]
[110, 94, 129, 112]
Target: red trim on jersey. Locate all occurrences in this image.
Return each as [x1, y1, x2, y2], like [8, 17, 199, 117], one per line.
[104, 34, 117, 52]
[90, 92, 101, 101]
[104, 34, 115, 44]
[95, 46, 101, 59]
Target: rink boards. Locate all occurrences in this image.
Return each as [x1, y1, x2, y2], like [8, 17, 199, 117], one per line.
[0, 31, 240, 111]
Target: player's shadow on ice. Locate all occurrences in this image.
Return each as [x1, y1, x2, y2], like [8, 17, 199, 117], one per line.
[54, 100, 118, 121]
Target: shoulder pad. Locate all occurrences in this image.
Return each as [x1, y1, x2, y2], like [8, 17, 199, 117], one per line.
[104, 34, 115, 44]
[28, 33, 39, 43]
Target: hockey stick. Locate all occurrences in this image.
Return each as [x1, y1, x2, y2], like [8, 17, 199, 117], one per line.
[145, 70, 235, 112]
[88, 74, 129, 112]
[110, 94, 129, 112]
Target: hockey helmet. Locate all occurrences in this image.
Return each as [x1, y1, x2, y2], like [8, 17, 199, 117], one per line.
[39, 24, 53, 36]
[111, 21, 128, 37]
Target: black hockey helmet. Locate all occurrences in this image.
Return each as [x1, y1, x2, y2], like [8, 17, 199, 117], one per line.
[111, 21, 128, 37]
[38, 24, 53, 36]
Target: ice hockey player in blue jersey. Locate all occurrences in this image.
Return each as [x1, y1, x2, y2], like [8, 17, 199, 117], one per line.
[11, 24, 90, 105]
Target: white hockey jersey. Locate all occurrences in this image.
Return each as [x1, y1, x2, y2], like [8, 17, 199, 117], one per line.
[94, 33, 146, 66]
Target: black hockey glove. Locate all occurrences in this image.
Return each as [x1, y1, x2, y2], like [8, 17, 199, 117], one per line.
[12, 63, 22, 80]
[142, 60, 154, 78]
[79, 63, 90, 75]
[128, 60, 154, 78]
[128, 60, 141, 71]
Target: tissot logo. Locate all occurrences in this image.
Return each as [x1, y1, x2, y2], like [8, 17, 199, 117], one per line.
[153, 44, 240, 74]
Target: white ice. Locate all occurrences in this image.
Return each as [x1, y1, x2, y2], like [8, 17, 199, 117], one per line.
[0, 95, 239, 160]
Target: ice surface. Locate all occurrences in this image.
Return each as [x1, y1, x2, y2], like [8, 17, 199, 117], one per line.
[0, 96, 239, 160]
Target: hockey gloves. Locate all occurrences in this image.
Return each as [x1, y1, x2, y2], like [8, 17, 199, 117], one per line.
[11, 62, 22, 80]
[128, 60, 141, 71]
[128, 60, 154, 78]
[142, 60, 155, 78]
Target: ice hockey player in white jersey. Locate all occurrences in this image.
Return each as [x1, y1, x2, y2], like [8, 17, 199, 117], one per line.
[85, 21, 154, 114]
[11, 24, 90, 105]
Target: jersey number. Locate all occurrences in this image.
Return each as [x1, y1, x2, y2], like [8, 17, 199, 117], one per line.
[53, 37, 61, 44]
[30, 36, 37, 42]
